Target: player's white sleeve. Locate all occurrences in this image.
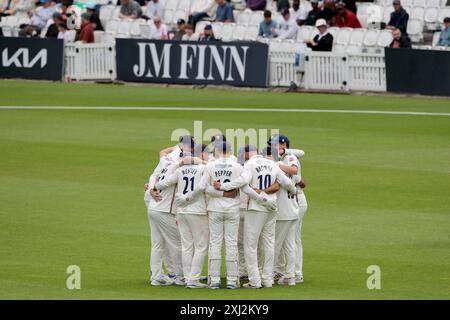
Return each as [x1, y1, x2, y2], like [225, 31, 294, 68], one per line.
[241, 184, 263, 201]
[148, 161, 164, 189]
[275, 167, 296, 194]
[220, 167, 252, 191]
[205, 185, 224, 198]
[154, 170, 178, 190]
[286, 148, 305, 159]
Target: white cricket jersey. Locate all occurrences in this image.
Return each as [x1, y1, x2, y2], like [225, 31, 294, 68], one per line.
[199, 157, 243, 213]
[148, 157, 179, 214]
[276, 153, 300, 220]
[208, 153, 238, 162]
[167, 145, 182, 162]
[156, 164, 207, 215]
[221, 155, 296, 212]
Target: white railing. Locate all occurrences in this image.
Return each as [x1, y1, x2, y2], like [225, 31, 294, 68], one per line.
[64, 43, 116, 81]
[269, 51, 298, 87]
[304, 52, 348, 91]
[303, 51, 386, 92]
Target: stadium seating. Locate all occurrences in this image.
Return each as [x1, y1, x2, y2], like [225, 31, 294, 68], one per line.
[1, 0, 449, 54]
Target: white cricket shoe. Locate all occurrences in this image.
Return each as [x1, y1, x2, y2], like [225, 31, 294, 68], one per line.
[173, 277, 186, 286]
[278, 276, 296, 286]
[226, 280, 238, 289]
[151, 275, 174, 286]
[262, 280, 273, 288]
[186, 281, 208, 289]
[295, 274, 304, 284]
[209, 282, 220, 289]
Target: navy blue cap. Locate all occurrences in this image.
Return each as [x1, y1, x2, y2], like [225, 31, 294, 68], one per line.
[270, 134, 289, 146]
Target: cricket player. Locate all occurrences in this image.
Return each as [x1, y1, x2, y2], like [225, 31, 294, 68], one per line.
[216, 145, 296, 288]
[270, 135, 300, 286]
[155, 144, 211, 288]
[146, 136, 195, 286]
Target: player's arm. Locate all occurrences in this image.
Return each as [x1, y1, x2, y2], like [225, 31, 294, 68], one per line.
[278, 162, 298, 176]
[258, 181, 281, 195]
[154, 170, 178, 190]
[242, 185, 277, 211]
[275, 167, 296, 194]
[205, 186, 239, 198]
[159, 146, 176, 158]
[218, 168, 252, 191]
[285, 148, 305, 159]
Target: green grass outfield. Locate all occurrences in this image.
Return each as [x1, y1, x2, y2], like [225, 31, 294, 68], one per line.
[0, 80, 449, 299]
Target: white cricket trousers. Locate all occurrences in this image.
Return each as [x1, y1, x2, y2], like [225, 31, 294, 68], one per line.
[244, 210, 277, 287]
[274, 219, 298, 279]
[295, 203, 308, 277]
[238, 210, 247, 277]
[148, 209, 183, 280]
[208, 211, 240, 283]
[177, 214, 209, 283]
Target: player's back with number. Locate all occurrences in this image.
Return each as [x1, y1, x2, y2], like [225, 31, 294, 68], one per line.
[245, 156, 281, 212]
[204, 158, 243, 213]
[175, 164, 207, 214]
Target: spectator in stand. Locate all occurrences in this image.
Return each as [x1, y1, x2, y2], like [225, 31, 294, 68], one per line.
[436, 17, 450, 47]
[275, 0, 290, 12]
[265, 0, 277, 12]
[149, 15, 168, 39]
[275, 8, 298, 39]
[181, 23, 198, 41]
[2, 0, 35, 18]
[142, 0, 163, 20]
[305, 0, 320, 26]
[199, 23, 218, 41]
[258, 9, 277, 38]
[119, 0, 142, 20]
[45, 11, 64, 37]
[389, 28, 411, 48]
[246, 0, 266, 11]
[215, 0, 233, 23]
[387, 0, 408, 33]
[188, 0, 217, 28]
[0, 0, 14, 17]
[78, 12, 94, 43]
[85, 2, 103, 31]
[57, 21, 73, 43]
[343, 0, 356, 15]
[335, 1, 361, 28]
[18, 0, 55, 37]
[290, 0, 309, 26]
[317, 0, 336, 26]
[305, 18, 333, 51]
[172, 18, 186, 40]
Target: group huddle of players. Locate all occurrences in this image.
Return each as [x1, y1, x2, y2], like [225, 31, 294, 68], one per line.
[144, 133, 307, 289]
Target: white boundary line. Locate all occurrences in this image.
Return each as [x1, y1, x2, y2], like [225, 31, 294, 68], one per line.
[0, 106, 449, 117]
